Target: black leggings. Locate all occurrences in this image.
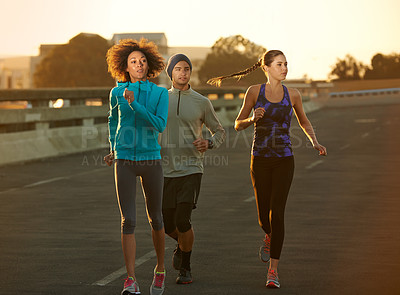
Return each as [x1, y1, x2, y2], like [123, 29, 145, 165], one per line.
[114, 159, 164, 234]
[250, 155, 294, 259]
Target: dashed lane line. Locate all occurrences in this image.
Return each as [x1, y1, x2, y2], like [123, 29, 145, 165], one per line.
[244, 196, 255, 202]
[0, 168, 107, 195]
[340, 144, 351, 151]
[305, 160, 324, 170]
[24, 176, 69, 188]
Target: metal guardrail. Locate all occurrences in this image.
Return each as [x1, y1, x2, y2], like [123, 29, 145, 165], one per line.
[329, 88, 400, 98]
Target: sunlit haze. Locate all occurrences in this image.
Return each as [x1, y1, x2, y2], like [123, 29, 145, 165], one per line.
[1, 0, 399, 80]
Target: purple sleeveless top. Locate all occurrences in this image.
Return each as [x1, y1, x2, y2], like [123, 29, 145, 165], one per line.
[252, 84, 294, 157]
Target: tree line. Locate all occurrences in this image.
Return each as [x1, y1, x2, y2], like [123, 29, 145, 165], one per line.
[33, 34, 266, 88]
[33, 33, 400, 87]
[329, 53, 400, 81]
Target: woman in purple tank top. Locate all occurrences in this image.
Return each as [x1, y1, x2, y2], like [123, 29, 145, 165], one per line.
[208, 50, 327, 289]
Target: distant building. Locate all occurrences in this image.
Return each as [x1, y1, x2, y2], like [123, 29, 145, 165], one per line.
[0, 44, 60, 89]
[0, 56, 33, 89]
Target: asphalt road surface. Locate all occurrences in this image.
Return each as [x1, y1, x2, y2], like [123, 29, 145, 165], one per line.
[1, 96, 399, 295]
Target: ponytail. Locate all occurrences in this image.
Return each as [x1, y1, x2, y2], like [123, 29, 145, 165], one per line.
[207, 59, 262, 87]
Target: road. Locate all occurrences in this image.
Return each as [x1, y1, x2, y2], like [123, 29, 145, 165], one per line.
[1, 96, 400, 295]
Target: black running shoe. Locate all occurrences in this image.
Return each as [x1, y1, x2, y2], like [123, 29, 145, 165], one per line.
[176, 268, 192, 284]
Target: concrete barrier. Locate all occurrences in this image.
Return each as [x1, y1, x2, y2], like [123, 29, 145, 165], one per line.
[0, 87, 245, 165]
[0, 105, 109, 165]
[0, 86, 323, 166]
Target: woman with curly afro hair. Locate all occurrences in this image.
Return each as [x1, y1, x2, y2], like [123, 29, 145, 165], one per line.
[104, 38, 168, 295]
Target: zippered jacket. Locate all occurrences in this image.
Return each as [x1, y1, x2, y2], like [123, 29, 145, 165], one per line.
[160, 86, 225, 177]
[108, 80, 169, 161]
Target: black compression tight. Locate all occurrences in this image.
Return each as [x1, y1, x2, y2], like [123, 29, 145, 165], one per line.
[250, 155, 294, 259]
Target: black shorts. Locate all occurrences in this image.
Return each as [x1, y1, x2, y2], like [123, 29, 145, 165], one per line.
[162, 173, 202, 209]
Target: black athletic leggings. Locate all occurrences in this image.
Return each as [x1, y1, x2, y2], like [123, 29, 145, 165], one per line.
[114, 159, 164, 234]
[250, 155, 294, 259]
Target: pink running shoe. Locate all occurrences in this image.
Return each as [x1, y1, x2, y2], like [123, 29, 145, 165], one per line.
[266, 269, 280, 288]
[121, 276, 140, 295]
[150, 267, 166, 295]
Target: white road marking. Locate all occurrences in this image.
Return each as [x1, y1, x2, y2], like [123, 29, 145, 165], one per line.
[354, 119, 377, 123]
[24, 177, 68, 188]
[0, 168, 107, 194]
[93, 248, 168, 286]
[340, 144, 351, 151]
[244, 196, 255, 202]
[305, 160, 324, 170]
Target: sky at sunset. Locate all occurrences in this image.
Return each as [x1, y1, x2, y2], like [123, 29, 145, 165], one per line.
[1, 0, 399, 80]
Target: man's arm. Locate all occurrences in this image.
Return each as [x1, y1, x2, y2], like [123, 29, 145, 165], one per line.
[203, 99, 226, 149]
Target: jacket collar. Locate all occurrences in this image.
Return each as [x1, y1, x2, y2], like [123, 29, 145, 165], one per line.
[118, 80, 151, 91]
[170, 84, 192, 94]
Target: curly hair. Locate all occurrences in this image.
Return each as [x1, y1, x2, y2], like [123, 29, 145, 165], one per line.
[207, 50, 284, 87]
[106, 38, 165, 82]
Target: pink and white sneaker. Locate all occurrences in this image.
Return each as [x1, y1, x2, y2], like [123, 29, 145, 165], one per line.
[150, 267, 166, 295]
[121, 276, 140, 295]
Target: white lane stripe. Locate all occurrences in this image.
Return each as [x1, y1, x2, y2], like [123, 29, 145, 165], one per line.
[244, 196, 255, 202]
[0, 168, 107, 194]
[339, 144, 351, 151]
[354, 119, 376, 123]
[0, 188, 19, 195]
[305, 160, 324, 170]
[93, 248, 168, 286]
[24, 177, 69, 188]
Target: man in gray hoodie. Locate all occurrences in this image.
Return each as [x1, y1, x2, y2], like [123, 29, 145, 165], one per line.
[160, 54, 226, 284]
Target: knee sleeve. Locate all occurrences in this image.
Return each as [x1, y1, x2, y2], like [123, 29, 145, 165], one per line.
[176, 218, 192, 233]
[162, 208, 176, 235]
[176, 203, 193, 233]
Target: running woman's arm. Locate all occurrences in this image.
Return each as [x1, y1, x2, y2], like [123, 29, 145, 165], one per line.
[234, 85, 264, 131]
[130, 88, 169, 133]
[105, 88, 118, 166]
[107, 88, 118, 152]
[290, 88, 327, 156]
